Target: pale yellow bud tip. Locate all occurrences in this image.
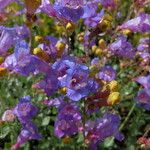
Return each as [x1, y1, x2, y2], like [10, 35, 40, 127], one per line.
[107, 92, 120, 105]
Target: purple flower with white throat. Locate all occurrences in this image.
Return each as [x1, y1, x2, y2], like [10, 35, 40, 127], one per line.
[98, 66, 116, 82]
[119, 13, 150, 33]
[109, 35, 135, 59]
[11, 122, 42, 150]
[0, 25, 29, 55]
[13, 96, 39, 124]
[135, 75, 150, 89]
[54, 102, 82, 138]
[135, 89, 150, 111]
[85, 113, 124, 149]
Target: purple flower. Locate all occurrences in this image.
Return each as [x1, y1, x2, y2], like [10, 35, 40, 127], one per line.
[54, 102, 82, 138]
[52, 57, 76, 86]
[135, 75, 150, 89]
[0, 0, 16, 12]
[0, 25, 29, 55]
[99, 0, 117, 9]
[42, 96, 64, 108]
[34, 73, 59, 96]
[137, 37, 150, 52]
[109, 35, 135, 59]
[119, 13, 150, 33]
[13, 96, 39, 123]
[84, 9, 104, 28]
[98, 66, 116, 81]
[135, 89, 150, 111]
[85, 113, 124, 149]
[12, 122, 42, 150]
[40, 0, 84, 22]
[63, 64, 98, 101]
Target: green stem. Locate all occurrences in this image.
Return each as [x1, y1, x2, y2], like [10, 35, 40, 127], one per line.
[119, 103, 136, 131]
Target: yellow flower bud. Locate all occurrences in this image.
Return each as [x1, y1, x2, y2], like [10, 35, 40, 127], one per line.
[78, 36, 84, 42]
[66, 22, 75, 32]
[122, 29, 132, 36]
[62, 136, 72, 144]
[0, 67, 7, 77]
[98, 39, 106, 49]
[35, 36, 44, 43]
[95, 48, 103, 57]
[104, 14, 113, 22]
[0, 57, 4, 64]
[56, 42, 66, 52]
[108, 80, 119, 92]
[91, 45, 97, 54]
[89, 65, 98, 77]
[33, 47, 50, 62]
[59, 87, 67, 94]
[98, 19, 111, 31]
[107, 92, 120, 105]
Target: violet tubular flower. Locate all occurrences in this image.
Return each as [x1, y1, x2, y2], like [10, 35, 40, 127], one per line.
[98, 65, 116, 82]
[54, 102, 82, 138]
[135, 89, 150, 111]
[11, 122, 42, 150]
[0, 25, 29, 55]
[119, 13, 150, 33]
[13, 96, 39, 124]
[85, 113, 124, 149]
[109, 35, 135, 59]
[135, 75, 150, 89]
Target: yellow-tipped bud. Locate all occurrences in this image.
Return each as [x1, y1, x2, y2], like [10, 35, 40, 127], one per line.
[95, 48, 103, 57]
[0, 67, 7, 77]
[122, 29, 132, 36]
[107, 92, 120, 105]
[78, 36, 84, 42]
[107, 80, 119, 92]
[62, 136, 72, 144]
[56, 42, 66, 52]
[98, 39, 106, 49]
[89, 65, 98, 77]
[91, 45, 97, 54]
[33, 47, 50, 62]
[66, 22, 75, 32]
[59, 87, 67, 94]
[35, 36, 44, 43]
[104, 14, 113, 22]
[0, 57, 4, 64]
[98, 19, 111, 31]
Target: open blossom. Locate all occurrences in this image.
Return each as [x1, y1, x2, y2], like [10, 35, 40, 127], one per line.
[11, 122, 42, 150]
[98, 66, 116, 82]
[119, 13, 150, 33]
[2, 109, 15, 122]
[109, 35, 135, 59]
[85, 113, 124, 149]
[54, 102, 82, 138]
[13, 96, 39, 124]
[0, 25, 29, 55]
[135, 89, 150, 111]
[135, 75, 150, 89]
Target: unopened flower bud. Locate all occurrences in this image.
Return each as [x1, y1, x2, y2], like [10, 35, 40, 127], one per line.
[62, 136, 72, 144]
[66, 22, 75, 32]
[91, 45, 97, 54]
[98, 39, 106, 49]
[0, 67, 7, 77]
[107, 80, 119, 92]
[0, 57, 4, 64]
[107, 92, 120, 105]
[35, 36, 44, 43]
[98, 19, 111, 31]
[33, 47, 50, 62]
[122, 29, 132, 36]
[59, 87, 67, 94]
[95, 48, 103, 57]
